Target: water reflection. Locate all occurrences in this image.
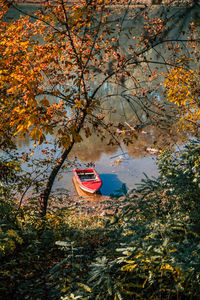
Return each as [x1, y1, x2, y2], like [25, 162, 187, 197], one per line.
[53, 147, 158, 196]
[68, 134, 119, 162]
[14, 120, 186, 198]
[67, 124, 185, 162]
[99, 173, 126, 196]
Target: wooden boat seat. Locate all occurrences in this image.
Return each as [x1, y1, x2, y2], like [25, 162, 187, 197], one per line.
[79, 175, 97, 181]
[78, 172, 94, 175]
[81, 178, 98, 182]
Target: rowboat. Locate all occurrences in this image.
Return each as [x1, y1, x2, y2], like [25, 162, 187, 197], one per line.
[73, 168, 102, 194]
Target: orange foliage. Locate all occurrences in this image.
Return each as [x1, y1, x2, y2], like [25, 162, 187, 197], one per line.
[165, 54, 200, 134]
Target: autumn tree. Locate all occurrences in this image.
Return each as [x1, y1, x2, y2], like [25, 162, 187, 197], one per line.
[164, 1, 200, 134]
[165, 53, 200, 135]
[1, 0, 199, 216]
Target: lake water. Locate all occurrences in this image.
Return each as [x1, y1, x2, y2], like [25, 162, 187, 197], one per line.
[62, 150, 158, 197]
[16, 131, 164, 197]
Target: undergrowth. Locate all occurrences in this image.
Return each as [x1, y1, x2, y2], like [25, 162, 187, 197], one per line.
[0, 140, 200, 299]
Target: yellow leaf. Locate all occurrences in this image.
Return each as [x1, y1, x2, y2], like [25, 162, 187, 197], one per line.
[77, 282, 92, 293]
[14, 124, 25, 135]
[30, 151, 34, 156]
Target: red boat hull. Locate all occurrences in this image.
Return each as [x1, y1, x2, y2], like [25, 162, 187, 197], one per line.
[73, 168, 102, 193]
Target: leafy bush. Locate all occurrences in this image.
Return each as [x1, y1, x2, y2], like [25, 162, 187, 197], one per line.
[60, 140, 200, 299]
[0, 140, 199, 299]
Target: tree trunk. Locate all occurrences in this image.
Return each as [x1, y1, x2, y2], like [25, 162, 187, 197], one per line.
[38, 141, 74, 217]
[39, 109, 88, 217]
